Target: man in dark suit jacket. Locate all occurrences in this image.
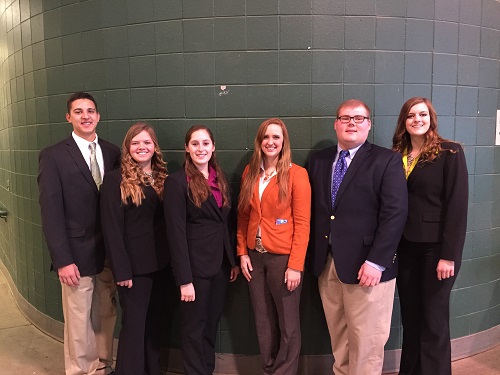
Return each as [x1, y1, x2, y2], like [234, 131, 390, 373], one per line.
[307, 99, 408, 375]
[38, 92, 120, 375]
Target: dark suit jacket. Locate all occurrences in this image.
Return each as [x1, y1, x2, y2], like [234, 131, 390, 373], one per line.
[38, 135, 120, 276]
[307, 141, 408, 284]
[163, 169, 236, 286]
[403, 141, 468, 268]
[100, 168, 169, 282]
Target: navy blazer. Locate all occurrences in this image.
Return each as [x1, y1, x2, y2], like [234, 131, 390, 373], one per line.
[403, 142, 468, 268]
[307, 141, 408, 284]
[38, 136, 120, 276]
[163, 169, 236, 286]
[100, 168, 169, 282]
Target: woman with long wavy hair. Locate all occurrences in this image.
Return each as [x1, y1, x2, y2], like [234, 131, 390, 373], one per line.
[392, 97, 468, 375]
[163, 125, 239, 375]
[100, 122, 169, 375]
[237, 118, 311, 375]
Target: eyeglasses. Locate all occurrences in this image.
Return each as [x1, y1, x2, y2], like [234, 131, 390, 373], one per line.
[336, 116, 369, 124]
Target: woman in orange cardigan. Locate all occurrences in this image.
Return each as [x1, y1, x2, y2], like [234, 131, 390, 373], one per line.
[237, 118, 311, 375]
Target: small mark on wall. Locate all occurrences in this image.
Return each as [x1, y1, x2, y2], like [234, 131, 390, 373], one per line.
[219, 85, 229, 96]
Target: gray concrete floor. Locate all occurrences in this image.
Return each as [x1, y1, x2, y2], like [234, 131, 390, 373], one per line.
[1, 270, 499, 375]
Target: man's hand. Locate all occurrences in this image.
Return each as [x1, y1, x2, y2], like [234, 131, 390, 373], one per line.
[357, 263, 382, 287]
[58, 264, 81, 286]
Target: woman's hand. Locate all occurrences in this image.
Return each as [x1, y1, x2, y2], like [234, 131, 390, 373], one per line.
[180, 283, 195, 302]
[436, 259, 455, 280]
[285, 268, 301, 292]
[229, 266, 240, 282]
[240, 255, 253, 282]
[117, 279, 133, 288]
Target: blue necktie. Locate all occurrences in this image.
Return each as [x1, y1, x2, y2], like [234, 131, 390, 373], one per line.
[331, 150, 349, 207]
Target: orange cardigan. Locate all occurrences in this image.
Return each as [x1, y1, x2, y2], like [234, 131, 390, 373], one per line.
[237, 163, 311, 271]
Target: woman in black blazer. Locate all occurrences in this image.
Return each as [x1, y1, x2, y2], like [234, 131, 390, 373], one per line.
[392, 97, 468, 375]
[163, 125, 239, 375]
[100, 123, 169, 375]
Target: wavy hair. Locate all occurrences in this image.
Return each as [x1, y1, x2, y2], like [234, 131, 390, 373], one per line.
[238, 118, 291, 213]
[120, 122, 167, 206]
[184, 125, 230, 208]
[392, 97, 453, 163]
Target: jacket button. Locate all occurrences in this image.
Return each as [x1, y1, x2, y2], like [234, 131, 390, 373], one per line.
[324, 235, 328, 239]
[330, 215, 335, 220]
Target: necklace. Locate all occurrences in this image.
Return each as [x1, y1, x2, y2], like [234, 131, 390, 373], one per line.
[407, 154, 415, 168]
[263, 169, 276, 181]
[143, 170, 154, 185]
[406, 151, 419, 177]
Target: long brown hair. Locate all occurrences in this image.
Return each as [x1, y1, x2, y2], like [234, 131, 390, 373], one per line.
[184, 125, 230, 208]
[392, 97, 451, 163]
[120, 122, 167, 205]
[238, 118, 291, 212]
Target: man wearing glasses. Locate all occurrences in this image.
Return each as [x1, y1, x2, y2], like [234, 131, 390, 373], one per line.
[307, 99, 408, 375]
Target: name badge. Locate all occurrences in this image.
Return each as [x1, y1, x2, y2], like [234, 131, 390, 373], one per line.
[275, 219, 287, 225]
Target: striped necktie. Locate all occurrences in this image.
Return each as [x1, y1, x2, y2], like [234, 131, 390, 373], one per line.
[89, 142, 102, 189]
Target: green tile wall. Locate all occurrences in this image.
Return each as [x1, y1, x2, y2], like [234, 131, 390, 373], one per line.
[0, 0, 498, 357]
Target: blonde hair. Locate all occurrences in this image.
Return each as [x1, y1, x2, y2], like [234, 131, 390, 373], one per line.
[120, 122, 167, 206]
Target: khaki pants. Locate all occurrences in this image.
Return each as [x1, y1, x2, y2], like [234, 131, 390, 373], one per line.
[61, 264, 116, 375]
[318, 254, 395, 375]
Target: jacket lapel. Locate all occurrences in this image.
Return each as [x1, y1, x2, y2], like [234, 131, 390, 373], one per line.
[65, 137, 99, 194]
[206, 194, 223, 221]
[324, 146, 337, 209]
[99, 140, 115, 173]
[260, 175, 278, 207]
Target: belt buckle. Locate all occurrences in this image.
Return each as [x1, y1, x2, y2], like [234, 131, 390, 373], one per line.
[255, 237, 268, 253]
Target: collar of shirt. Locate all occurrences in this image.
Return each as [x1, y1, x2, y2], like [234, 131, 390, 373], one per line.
[207, 166, 219, 190]
[334, 143, 363, 168]
[259, 162, 292, 174]
[72, 131, 105, 176]
[208, 166, 223, 208]
[259, 161, 278, 179]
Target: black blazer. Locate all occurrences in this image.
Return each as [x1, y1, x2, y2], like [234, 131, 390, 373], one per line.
[403, 142, 468, 267]
[100, 168, 169, 282]
[38, 136, 120, 276]
[307, 141, 408, 284]
[163, 169, 236, 286]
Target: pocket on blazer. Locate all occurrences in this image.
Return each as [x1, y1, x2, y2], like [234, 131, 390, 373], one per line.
[422, 212, 441, 222]
[67, 228, 85, 238]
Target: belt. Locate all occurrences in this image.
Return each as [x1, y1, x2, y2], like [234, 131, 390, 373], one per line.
[254, 237, 268, 253]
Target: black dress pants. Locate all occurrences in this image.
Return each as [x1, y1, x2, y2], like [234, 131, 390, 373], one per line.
[115, 268, 167, 375]
[180, 265, 230, 375]
[397, 239, 457, 375]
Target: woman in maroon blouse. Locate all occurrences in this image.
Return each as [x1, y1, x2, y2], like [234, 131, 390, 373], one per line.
[163, 125, 239, 375]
